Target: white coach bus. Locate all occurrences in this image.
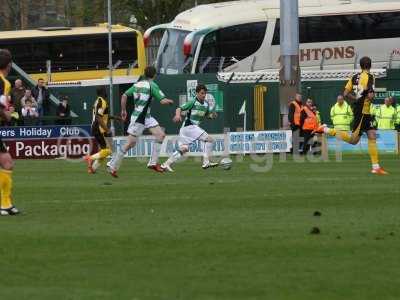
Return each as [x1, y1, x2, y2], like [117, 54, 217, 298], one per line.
[144, 0, 400, 74]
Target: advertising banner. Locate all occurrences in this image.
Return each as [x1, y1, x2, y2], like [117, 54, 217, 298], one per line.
[327, 130, 398, 153]
[112, 131, 292, 158]
[6, 137, 97, 159]
[113, 134, 226, 157]
[375, 91, 400, 101]
[3, 124, 397, 159]
[229, 131, 292, 154]
[186, 80, 224, 112]
[0, 125, 92, 139]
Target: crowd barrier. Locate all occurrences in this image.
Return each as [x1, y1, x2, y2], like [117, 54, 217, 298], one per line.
[0, 125, 398, 159]
[112, 130, 292, 158]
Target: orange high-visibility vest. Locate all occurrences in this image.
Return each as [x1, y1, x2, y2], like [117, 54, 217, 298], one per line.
[291, 101, 302, 126]
[302, 106, 318, 131]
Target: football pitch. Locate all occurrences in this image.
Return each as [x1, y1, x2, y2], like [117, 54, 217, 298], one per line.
[1, 154, 400, 300]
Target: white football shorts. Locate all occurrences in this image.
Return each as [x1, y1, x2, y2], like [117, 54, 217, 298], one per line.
[127, 116, 159, 137]
[178, 125, 209, 146]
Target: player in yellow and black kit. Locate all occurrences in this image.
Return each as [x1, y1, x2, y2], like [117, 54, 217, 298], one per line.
[344, 58, 376, 137]
[0, 49, 20, 215]
[84, 87, 113, 174]
[317, 56, 388, 175]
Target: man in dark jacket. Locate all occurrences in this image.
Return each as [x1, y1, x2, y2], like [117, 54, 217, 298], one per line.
[11, 79, 25, 115]
[31, 78, 50, 117]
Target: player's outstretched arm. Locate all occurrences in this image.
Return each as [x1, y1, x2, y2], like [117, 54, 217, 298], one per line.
[160, 98, 174, 105]
[343, 89, 356, 102]
[96, 115, 109, 133]
[343, 78, 356, 102]
[174, 99, 194, 122]
[109, 115, 124, 122]
[207, 112, 217, 119]
[173, 108, 182, 123]
[120, 94, 128, 120]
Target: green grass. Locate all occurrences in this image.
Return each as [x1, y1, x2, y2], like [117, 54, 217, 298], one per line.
[1, 154, 400, 300]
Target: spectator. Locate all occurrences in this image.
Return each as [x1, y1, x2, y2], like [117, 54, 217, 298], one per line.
[288, 93, 303, 153]
[56, 96, 71, 125]
[311, 103, 321, 125]
[373, 97, 396, 130]
[330, 94, 353, 131]
[312, 104, 323, 155]
[7, 106, 19, 127]
[31, 78, 50, 117]
[395, 97, 400, 131]
[21, 89, 38, 108]
[300, 98, 318, 154]
[21, 98, 39, 125]
[10, 79, 25, 114]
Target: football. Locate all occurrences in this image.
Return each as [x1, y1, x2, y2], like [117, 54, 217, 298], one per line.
[220, 157, 233, 170]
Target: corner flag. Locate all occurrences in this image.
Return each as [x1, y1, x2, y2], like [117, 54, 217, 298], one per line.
[239, 100, 246, 115]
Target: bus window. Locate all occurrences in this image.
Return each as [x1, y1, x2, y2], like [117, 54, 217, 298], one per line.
[112, 32, 138, 68]
[350, 12, 400, 40]
[157, 29, 190, 74]
[273, 12, 400, 45]
[146, 29, 165, 67]
[4, 42, 33, 72]
[300, 12, 400, 43]
[199, 32, 218, 60]
[0, 26, 144, 81]
[33, 41, 50, 73]
[1, 32, 139, 74]
[85, 36, 109, 70]
[272, 21, 280, 46]
[47, 32, 138, 72]
[197, 22, 267, 73]
[51, 38, 85, 72]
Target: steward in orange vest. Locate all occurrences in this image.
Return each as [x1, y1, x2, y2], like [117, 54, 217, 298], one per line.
[300, 99, 318, 154]
[288, 93, 303, 153]
[288, 93, 303, 130]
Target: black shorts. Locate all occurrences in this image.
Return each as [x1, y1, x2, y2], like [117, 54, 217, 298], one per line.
[91, 126, 110, 149]
[352, 114, 376, 136]
[0, 138, 7, 153]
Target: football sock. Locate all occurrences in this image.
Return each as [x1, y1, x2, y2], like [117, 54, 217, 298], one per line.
[338, 131, 352, 143]
[91, 148, 111, 160]
[91, 152, 101, 160]
[0, 169, 13, 209]
[148, 141, 162, 166]
[325, 128, 336, 136]
[164, 150, 183, 166]
[203, 142, 214, 165]
[110, 149, 126, 171]
[326, 127, 354, 143]
[92, 159, 102, 171]
[368, 139, 379, 168]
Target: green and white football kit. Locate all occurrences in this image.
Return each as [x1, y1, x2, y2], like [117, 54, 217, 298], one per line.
[178, 98, 211, 145]
[125, 80, 166, 136]
[162, 97, 218, 172]
[108, 79, 167, 172]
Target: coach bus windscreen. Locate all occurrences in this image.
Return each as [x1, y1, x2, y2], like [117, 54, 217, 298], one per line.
[156, 29, 193, 74]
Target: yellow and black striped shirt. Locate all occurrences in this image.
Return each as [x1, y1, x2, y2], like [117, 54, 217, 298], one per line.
[91, 96, 109, 134]
[0, 73, 11, 97]
[344, 70, 375, 115]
